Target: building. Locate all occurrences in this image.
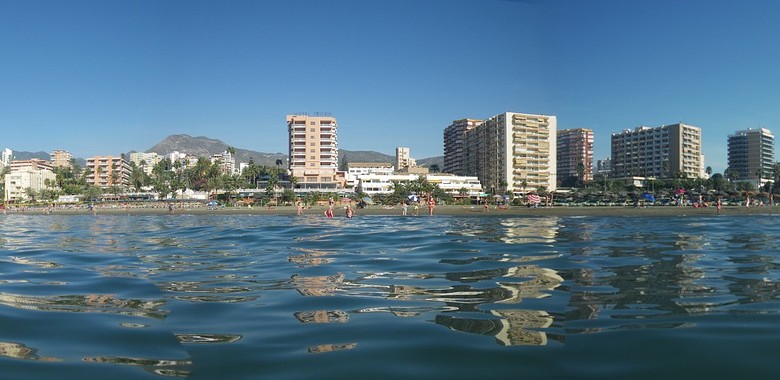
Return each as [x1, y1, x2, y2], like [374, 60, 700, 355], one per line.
[556, 128, 594, 185]
[287, 114, 340, 191]
[396, 147, 415, 171]
[443, 118, 482, 175]
[463, 112, 557, 194]
[345, 162, 394, 191]
[610, 123, 703, 179]
[129, 152, 161, 175]
[86, 156, 131, 188]
[727, 128, 774, 185]
[596, 158, 612, 175]
[3, 159, 56, 202]
[211, 150, 237, 175]
[356, 173, 482, 197]
[49, 150, 73, 168]
[1, 148, 12, 168]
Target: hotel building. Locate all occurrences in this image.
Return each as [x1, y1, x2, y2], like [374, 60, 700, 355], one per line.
[86, 156, 132, 189]
[356, 173, 483, 197]
[727, 128, 774, 184]
[49, 150, 73, 168]
[610, 123, 703, 179]
[4, 159, 56, 202]
[443, 118, 482, 175]
[463, 112, 557, 194]
[287, 114, 340, 191]
[556, 128, 594, 185]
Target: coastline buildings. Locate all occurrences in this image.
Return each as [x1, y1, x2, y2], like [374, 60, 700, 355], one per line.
[86, 156, 131, 188]
[727, 128, 774, 185]
[463, 112, 557, 194]
[443, 119, 482, 175]
[3, 159, 56, 202]
[610, 123, 703, 179]
[287, 114, 340, 191]
[596, 158, 612, 176]
[556, 128, 594, 185]
[49, 150, 73, 168]
[1, 148, 12, 168]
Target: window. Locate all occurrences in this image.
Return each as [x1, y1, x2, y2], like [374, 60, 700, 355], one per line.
[310, 142, 315, 146]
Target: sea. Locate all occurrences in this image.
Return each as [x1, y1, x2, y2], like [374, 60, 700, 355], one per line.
[1, 212, 780, 379]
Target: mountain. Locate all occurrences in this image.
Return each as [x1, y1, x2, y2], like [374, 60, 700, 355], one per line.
[144, 134, 443, 170]
[146, 134, 286, 167]
[9, 151, 50, 161]
[338, 150, 394, 165]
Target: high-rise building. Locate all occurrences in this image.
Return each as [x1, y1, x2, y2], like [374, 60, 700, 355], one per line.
[211, 150, 237, 175]
[4, 159, 56, 202]
[86, 156, 132, 188]
[1, 148, 13, 168]
[610, 123, 702, 179]
[287, 114, 340, 191]
[727, 128, 774, 184]
[596, 158, 612, 175]
[556, 128, 594, 185]
[443, 118, 482, 175]
[396, 147, 416, 170]
[50, 150, 73, 168]
[463, 112, 557, 193]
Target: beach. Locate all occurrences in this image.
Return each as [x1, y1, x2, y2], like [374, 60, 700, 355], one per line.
[9, 203, 780, 217]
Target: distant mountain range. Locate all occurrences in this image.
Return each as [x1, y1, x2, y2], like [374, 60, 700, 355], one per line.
[8, 134, 444, 170]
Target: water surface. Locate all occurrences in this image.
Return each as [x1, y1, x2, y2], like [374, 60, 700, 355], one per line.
[1, 213, 780, 379]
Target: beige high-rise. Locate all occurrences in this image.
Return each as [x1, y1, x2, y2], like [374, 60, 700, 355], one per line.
[287, 114, 339, 191]
[464, 112, 557, 194]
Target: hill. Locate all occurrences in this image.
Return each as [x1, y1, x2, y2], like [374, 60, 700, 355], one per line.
[146, 134, 287, 167]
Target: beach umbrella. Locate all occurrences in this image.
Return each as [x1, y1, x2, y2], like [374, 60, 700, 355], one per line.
[527, 194, 541, 204]
[407, 194, 419, 202]
[642, 193, 655, 202]
[675, 188, 686, 195]
[362, 196, 374, 205]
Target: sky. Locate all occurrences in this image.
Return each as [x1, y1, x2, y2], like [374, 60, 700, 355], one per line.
[2, 0, 780, 173]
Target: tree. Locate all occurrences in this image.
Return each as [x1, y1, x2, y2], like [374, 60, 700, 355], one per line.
[429, 164, 440, 173]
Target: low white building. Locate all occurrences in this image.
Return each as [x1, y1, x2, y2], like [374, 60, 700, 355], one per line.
[345, 162, 395, 191]
[4, 159, 56, 202]
[356, 173, 482, 197]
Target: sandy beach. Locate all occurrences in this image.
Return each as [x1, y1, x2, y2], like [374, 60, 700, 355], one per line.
[8, 204, 780, 217]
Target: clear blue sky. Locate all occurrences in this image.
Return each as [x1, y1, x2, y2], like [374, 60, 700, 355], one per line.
[2, 0, 780, 173]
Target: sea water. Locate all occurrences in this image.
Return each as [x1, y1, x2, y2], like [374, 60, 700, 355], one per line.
[1, 213, 780, 379]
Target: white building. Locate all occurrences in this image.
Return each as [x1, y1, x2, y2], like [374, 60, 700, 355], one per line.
[345, 162, 394, 191]
[356, 173, 482, 197]
[1, 148, 12, 168]
[211, 150, 237, 175]
[4, 159, 56, 202]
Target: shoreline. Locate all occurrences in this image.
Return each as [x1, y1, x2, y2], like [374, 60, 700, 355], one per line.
[4, 204, 780, 217]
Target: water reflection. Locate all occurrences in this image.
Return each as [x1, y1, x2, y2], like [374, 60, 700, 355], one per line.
[175, 334, 242, 344]
[83, 356, 191, 377]
[0, 341, 60, 361]
[307, 342, 357, 354]
[0, 292, 167, 318]
[294, 310, 349, 324]
[436, 309, 553, 346]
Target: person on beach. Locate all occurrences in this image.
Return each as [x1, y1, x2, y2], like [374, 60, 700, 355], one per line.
[427, 196, 435, 216]
[401, 201, 408, 216]
[296, 199, 304, 215]
[324, 206, 334, 218]
[413, 201, 419, 216]
[346, 204, 354, 219]
[717, 197, 722, 214]
[167, 202, 174, 214]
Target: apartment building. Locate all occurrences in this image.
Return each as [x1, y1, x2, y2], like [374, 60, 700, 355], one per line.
[3, 159, 56, 202]
[610, 123, 703, 179]
[1, 148, 12, 168]
[396, 147, 416, 171]
[443, 119, 482, 175]
[345, 162, 394, 191]
[287, 114, 340, 191]
[727, 128, 774, 184]
[129, 152, 161, 175]
[211, 150, 237, 175]
[86, 156, 131, 188]
[556, 128, 594, 185]
[49, 150, 73, 168]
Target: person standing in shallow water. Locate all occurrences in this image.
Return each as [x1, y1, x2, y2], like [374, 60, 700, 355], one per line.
[324, 205, 333, 218]
[427, 196, 435, 216]
[346, 204, 354, 219]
